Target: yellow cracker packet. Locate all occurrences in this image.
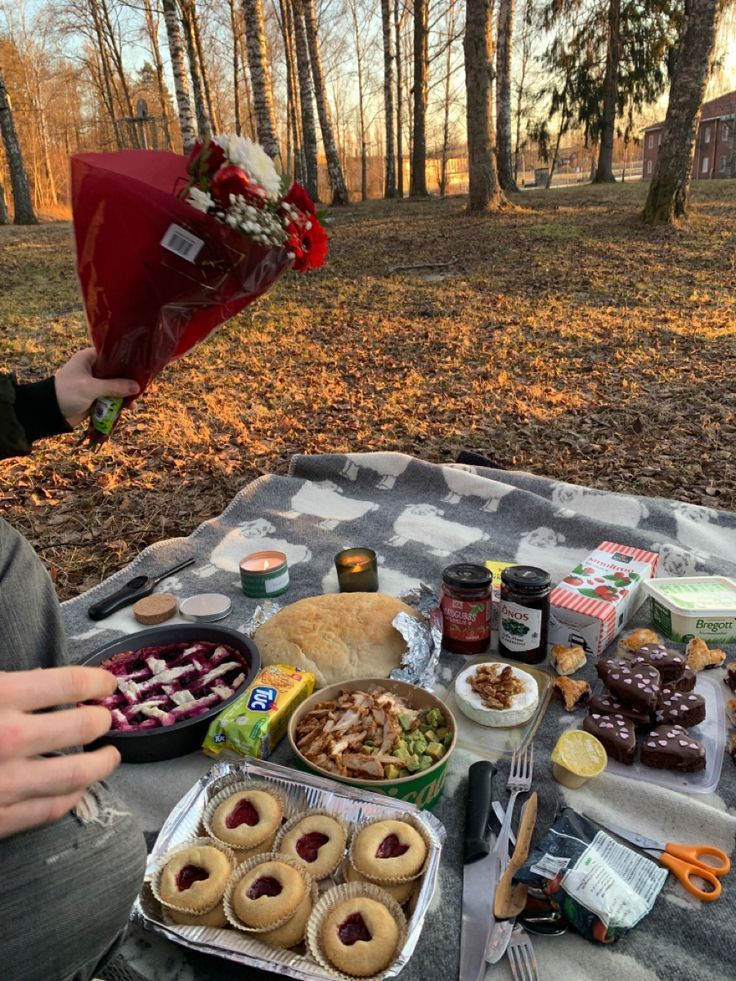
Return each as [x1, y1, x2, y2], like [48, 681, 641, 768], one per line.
[203, 665, 315, 759]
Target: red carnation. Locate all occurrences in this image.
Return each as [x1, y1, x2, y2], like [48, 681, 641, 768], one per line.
[210, 165, 265, 208]
[284, 182, 317, 216]
[186, 140, 226, 181]
[288, 216, 328, 272]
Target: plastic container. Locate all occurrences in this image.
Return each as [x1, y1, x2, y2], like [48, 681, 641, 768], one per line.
[642, 576, 736, 643]
[550, 730, 607, 789]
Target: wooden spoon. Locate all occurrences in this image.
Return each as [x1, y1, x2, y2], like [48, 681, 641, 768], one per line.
[493, 791, 538, 920]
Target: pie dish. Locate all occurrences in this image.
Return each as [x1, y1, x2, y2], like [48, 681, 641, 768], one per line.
[321, 896, 401, 977]
[276, 812, 347, 879]
[230, 859, 308, 930]
[157, 843, 232, 913]
[207, 789, 283, 850]
[351, 819, 427, 882]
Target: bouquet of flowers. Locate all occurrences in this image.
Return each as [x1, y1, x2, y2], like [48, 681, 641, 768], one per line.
[70, 135, 327, 442]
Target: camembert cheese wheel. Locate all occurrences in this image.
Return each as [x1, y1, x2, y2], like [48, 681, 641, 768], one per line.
[454, 662, 539, 728]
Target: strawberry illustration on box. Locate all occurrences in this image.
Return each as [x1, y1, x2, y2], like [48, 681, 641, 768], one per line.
[549, 542, 659, 658]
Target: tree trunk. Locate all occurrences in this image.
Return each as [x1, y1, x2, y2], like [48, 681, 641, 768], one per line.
[0, 66, 37, 225]
[496, 0, 518, 192]
[179, 0, 210, 140]
[593, 0, 621, 183]
[279, 0, 303, 182]
[98, 0, 139, 141]
[349, 0, 368, 200]
[186, 0, 219, 133]
[439, 0, 456, 197]
[162, 0, 196, 151]
[292, 0, 319, 200]
[0, 180, 8, 224]
[242, 0, 281, 160]
[642, 0, 722, 223]
[513, 0, 532, 183]
[88, 0, 124, 148]
[228, 0, 242, 134]
[410, 0, 428, 196]
[237, 26, 257, 138]
[464, 0, 503, 212]
[394, 0, 405, 197]
[143, 0, 172, 147]
[381, 0, 396, 197]
[302, 0, 349, 204]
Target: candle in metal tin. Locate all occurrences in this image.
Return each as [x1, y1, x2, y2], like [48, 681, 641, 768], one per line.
[239, 550, 290, 598]
[334, 547, 379, 593]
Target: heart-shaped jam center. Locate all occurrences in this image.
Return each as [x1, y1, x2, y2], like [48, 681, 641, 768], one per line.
[247, 875, 283, 900]
[226, 799, 259, 829]
[338, 912, 372, 946]
[176, 864, 209, 891]
[296, 831, 330, 863]
[375, 834, 409, 859]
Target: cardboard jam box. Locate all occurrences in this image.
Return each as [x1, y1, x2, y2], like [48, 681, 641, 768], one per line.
[548, 541, 659, 657]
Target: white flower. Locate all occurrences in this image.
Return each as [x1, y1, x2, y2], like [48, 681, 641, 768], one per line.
[187, 187, 214, 213]
[219, 135, 281, 200]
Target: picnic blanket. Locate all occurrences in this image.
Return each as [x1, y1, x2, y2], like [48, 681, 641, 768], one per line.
[61, 452, 736, 981]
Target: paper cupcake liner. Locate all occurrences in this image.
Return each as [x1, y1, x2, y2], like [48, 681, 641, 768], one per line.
[256, 877, 319, 948]
[151, 836, 236, 914]
[161, 899, 230, 930]
[232, 830, 278, 862]
[305, 881, 408, 981]
[348, 813, 430, 885]
[203, 780, 287, 851]
[223, 851, 314, 934]
[340, 859, 417, 906]
[274, 808, 349, 880]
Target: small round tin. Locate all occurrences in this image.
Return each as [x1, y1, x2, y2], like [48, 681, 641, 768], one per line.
[179, 593, 232, 622]
[239, 550, 290, 599]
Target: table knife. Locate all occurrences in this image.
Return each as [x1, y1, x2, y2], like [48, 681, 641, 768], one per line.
[460, 760, 499, 981]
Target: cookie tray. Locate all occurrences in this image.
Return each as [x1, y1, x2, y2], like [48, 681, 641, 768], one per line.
[131, 756, 446, 980]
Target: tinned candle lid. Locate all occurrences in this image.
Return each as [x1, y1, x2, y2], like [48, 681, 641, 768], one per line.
[179, 593, 232, 622]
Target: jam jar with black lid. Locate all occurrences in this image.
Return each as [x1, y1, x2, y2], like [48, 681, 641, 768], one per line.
[498, 565, 551, 664]
[440, 563, 492, 655]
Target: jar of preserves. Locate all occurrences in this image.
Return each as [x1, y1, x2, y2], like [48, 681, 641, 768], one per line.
[498, 566, 551, 664]
[440, 564, 492, 655]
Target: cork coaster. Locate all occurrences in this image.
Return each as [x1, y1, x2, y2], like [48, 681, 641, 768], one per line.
[133, 593, 178, 625]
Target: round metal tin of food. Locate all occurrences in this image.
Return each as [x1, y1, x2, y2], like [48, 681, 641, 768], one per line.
[239, 550, 290, 598]
[179, 593, 233, 622]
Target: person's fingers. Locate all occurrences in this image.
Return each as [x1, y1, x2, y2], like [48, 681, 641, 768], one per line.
[0, 665, 117, 713]
[90, 376, 140, 399]
[0, 704, 112, 760]
[0, 788, 87, 840]
[0, 745, 121, 806]
[75, 347, 98, 369]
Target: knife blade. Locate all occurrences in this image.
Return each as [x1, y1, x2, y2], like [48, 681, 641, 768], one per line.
[460, 760, 499, 981]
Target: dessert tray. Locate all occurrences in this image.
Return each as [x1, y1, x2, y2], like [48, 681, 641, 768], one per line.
[132, 757, 446, 979]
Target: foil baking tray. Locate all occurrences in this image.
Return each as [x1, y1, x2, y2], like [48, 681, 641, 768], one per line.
[131, 756, 446, 979]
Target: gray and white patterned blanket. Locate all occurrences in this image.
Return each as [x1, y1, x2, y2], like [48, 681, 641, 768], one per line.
[62, 452, 736, 981]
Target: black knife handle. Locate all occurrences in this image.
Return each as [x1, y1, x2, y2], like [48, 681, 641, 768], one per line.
[464, 760, 497, 864]
[87, 576, 153, 621]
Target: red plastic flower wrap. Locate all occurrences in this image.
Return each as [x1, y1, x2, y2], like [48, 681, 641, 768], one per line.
[71, 136, 327, 442]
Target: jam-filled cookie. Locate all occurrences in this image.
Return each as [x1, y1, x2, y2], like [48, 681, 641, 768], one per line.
[166, 901, 228, 928]
[278, 813, 346, 879]
[158, 844, 232, 912]
[352, 819, 427, 882]
[208, 789, 282, 850]
[343, 862, 416, 905]
[259, 887, 314, 948]
[231, 859, 307, 929]
[322, 896, 400, 977]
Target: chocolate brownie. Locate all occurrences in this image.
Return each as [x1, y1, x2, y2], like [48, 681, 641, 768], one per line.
[668, 667, 696, 693]
[596, 658, 660, 713]
[633, 644, 686, 684]
[640, 725, 706, 773]
[654, 688, 706, 728]
[582, 713, 636, 765]
[725, 661, 736, 693]
[588, 692, 651, 727]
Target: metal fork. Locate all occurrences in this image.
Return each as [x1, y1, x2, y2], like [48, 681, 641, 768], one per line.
[507, 924, 540, 981]
[493, 744, 534, 867]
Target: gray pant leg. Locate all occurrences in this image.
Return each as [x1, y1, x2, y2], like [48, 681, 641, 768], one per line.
[0, 517, 147, 981]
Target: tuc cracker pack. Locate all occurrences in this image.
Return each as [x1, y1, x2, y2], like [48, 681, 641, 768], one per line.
[203, 664, 315, 760]
[548, 542, 659, 658]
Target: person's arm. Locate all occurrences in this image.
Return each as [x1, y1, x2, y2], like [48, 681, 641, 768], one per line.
[0, 665, 121, 838]
[0, 348, 139, 461]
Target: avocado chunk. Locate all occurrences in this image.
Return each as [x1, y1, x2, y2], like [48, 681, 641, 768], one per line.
[384, 763, 401, 780]
[426, 741, 444, 759]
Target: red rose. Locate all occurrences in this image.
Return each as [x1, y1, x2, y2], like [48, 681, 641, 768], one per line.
[186, 140, 226, 181]
[284, 182, 316, 215]
[288, 215, 328, 272]
[210, 165, 264, 208]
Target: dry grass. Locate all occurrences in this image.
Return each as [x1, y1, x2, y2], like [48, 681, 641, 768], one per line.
[2, 179, 735, 600]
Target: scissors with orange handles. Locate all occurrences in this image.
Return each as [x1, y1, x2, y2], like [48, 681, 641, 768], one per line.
[598, 819, 730, 902]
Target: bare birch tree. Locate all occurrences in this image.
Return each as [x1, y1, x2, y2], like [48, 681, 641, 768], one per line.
[496, 0, 518, 191]
[178, 0, 210, 139]
[464, 0, 504, 211]
[410, 0, 428, 196]
[381, 0, 396, 197]
[0, 179, 8, 223]
[642, 0, 724, 222]
[142, 0, 172, 147]
[302, 0, 349, 204]
[0, 64, 37, 223]
[438, 0, 456, 197]
[291, 0, 319, 199]
[348, 0, 368, 200]
[242, 0, 280, 159]
[394, 0, 405, 196]
[162, 0, 195, 151]
[278, 0, 303, 181]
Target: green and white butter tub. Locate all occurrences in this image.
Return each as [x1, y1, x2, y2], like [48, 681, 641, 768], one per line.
[642, 576, 736, 643]
[288, 678, 457, 810]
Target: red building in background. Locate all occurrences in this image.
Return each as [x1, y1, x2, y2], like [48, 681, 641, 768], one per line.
[642, 90, 736, 180]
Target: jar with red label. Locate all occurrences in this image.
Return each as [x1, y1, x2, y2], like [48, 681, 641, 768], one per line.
[498, 565, 551, 664]
[440, 564, 492, 655]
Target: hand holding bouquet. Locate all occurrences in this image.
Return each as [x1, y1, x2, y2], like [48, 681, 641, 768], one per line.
[71, 136, 327, 442]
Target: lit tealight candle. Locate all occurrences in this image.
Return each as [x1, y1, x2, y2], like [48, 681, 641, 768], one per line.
[334, 547, 379, 593]
[240, 550, 289, 598]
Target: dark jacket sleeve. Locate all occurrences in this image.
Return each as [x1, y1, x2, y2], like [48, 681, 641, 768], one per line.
[0, 373, 72, 461]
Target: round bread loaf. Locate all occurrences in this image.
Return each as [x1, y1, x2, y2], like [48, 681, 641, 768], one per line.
[253, 592, 419, 688]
